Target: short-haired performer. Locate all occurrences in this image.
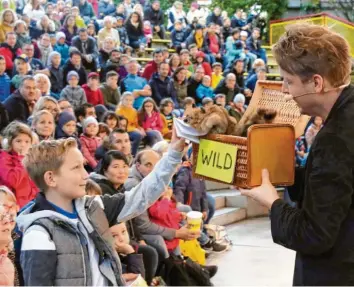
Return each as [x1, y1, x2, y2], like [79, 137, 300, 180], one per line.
[241, 23, 354, 286]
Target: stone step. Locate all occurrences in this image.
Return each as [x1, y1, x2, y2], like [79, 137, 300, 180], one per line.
[209, 189, 247, 209]
[213, 195, 226, 210]
[205, 180, 231, 191]
[210, 207, 246, 226]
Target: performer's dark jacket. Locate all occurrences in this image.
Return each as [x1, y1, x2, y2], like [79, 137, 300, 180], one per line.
[271, 84, 354, 286]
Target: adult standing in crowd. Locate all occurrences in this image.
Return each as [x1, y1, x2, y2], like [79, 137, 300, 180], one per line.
[241, 23, 354, 286]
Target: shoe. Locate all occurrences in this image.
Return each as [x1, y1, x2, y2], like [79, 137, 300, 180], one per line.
[203, 265, 218, 278]
[211, 241, 228, 253]
[202, 240, 228, 253]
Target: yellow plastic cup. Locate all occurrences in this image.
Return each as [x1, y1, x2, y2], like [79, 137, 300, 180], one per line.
[187, 211, 203, 231]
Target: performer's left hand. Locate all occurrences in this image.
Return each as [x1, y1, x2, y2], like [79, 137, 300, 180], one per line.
[240, 169, 280, 209]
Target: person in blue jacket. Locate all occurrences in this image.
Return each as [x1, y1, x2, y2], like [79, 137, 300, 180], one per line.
[0, 56, 11, 102]
[196, 75, 214, 106]
[245, 67, 266, 92]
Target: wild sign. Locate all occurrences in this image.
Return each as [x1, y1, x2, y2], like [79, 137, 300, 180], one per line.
[195, 139, 237, 183]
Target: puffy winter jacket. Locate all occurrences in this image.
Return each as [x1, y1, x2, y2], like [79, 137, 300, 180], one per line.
[149, 198, 181, 250]
[80, 134, 101, 169]
[0, 151, 39, 208]
[60, 85, 87, 110]
[140, 111, 163, 132]
[54, 43, 70, 66]
[82, 84, 104, 106]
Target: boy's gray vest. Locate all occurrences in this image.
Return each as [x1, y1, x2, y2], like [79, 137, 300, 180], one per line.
[32, 197, 125, 286]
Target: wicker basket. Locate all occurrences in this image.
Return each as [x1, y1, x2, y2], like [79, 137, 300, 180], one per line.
[192, 124, 295, 188]
[239, 80, 310, 138]
[192, 80, 308, 188]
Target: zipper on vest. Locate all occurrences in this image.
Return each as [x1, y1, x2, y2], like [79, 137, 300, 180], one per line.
[76, 232, 87, 286]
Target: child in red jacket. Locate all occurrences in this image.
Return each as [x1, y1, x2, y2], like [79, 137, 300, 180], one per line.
[82, 72, 104, 106]
[0, 122, 38, 208]
[148, 185, 185, 253]
[80, 116, 102, 170]
[195, 51, 212, 77]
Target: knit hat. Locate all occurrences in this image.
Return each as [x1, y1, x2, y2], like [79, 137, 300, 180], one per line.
[83, 116, 98, 131]
[196, 51, 205, 59]
[240, 31, 248, 37]
[233, 93, 245, 104]
[67, 70, 79, 81]
[88, 72, 99, 79]
[191, 2, 198, 9]
[56, 31, 66, 42]
[58, 111, 77, 129]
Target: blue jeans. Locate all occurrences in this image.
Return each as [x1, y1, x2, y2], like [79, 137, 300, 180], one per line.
[205, 193, 215, 225]
[129, 131, 142, 156]
[129, 37, 147, 49]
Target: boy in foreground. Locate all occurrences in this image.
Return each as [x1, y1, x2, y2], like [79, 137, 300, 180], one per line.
[17, 128, 192, 285]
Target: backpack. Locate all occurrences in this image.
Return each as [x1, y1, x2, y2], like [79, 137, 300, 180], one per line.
[204, 224, 232, 247]
[158, 254, 213, 286]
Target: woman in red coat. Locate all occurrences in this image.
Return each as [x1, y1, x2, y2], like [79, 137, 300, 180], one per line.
[0, 122, 38, 208]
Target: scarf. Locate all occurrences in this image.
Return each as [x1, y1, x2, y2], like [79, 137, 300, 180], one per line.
[195, 34, 203, 49]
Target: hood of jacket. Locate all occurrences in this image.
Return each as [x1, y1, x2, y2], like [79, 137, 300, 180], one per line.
[17, 192, 86, 233]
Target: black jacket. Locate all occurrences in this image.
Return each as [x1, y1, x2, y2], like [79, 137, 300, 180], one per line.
[187, 77, 201, 102]
[171, 29, 187, 47]
[271, 85, 354, 285]
[71, 36, 99, 70]
[144, 6, 164, 26]
[3, 91, 30, 122]
[148, 73, 171, 105]
[214, 79, 240, 104]
[223, 68, 245, 90]
[206, 12, 223, 26]
[62, 59, 87, 86]
[49, 66, 64, 94]
[90, 173, 143, 243]
[125, 20, 144, 43]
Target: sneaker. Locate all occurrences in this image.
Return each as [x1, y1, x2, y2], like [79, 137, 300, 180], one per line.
[201, 240, 214, 251]
[203, 265, 218, 278]
[212, 241, 228, 253]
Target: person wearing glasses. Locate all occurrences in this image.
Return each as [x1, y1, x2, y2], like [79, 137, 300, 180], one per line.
[241, 23, 354, 286]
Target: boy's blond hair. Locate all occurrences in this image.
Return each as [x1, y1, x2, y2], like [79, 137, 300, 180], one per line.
[1, 121, 33, 151]
[23, 138, 77, 190]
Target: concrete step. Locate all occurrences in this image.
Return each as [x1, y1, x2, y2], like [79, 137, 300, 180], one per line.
[210, 207, 246, 226]
[205, 180, 231, 191]
[209, 189, 248, 209]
